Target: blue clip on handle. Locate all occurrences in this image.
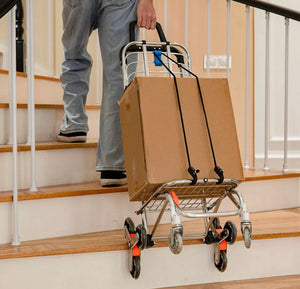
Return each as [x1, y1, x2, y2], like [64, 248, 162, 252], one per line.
[153, 50, 163, 66]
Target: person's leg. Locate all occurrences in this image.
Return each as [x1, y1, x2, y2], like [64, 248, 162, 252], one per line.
[58, 0, 96, 142]
[96, 0, 138, 185]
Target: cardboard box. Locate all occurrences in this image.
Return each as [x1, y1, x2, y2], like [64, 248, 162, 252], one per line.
[119, 77, 244, 201]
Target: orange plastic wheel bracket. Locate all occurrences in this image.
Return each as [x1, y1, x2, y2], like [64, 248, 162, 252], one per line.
[132, 246, 141, 256]
[220, 240, 227, 251]
[170, 191, 180, 207]
[130, 234, 141, 256]
[216, 229, 227, 251]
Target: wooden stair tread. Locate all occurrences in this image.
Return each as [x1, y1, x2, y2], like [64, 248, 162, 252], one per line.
[0, 181, 128, 202]
[0, 208, 299, 259]
[161, 274, 300, 289]
[0, 102, 100, 110]
[0, 139, 98, 153]
[0, 69, 60, 82]
[244, 168, 300, 181]
[0, 168, 299, 202]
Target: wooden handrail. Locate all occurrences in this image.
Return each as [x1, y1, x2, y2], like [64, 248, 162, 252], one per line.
[233, 0, 300, 21]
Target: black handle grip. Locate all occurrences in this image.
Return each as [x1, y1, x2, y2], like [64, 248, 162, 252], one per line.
[129, 21, 167, 43]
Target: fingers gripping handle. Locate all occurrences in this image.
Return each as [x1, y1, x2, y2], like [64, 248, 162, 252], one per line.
[129, 21, 167, 42]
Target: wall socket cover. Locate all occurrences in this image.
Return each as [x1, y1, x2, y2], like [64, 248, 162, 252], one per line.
[204, 55, 232, 69]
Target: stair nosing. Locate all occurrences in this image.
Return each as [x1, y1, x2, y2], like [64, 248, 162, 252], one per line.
[161, 275, 300, 289]
[244, 168, 300, 181]
[0, 208, 299, 260]
[0, 103, 101, 110]
[0, 168, 299, 203]
[0, 182, 127, 203]
[0, 69, 60, 82]
[0, 140, 98, 153]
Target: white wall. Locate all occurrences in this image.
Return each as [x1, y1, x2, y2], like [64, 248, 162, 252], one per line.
[254, 0, 300, 170]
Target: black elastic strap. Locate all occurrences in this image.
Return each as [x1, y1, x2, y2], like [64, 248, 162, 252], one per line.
[158, 52, 224, 185]
[153, 53, 199, 185]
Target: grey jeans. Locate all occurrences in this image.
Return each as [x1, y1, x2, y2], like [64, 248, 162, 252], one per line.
[60, 0, 138, 171]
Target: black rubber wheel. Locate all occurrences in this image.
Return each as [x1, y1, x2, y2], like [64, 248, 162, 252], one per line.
[136, 224, 147, 250]
[224, 221, 237, 245]
[124, 217, 135, 234]
[214, 251, 228, 272]
[213, 217, 222, 229]
[130, 256, 141, 279]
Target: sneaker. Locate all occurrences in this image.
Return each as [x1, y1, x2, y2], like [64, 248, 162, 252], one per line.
[57, 131, 87, 143]
[100, 171, 127, 187]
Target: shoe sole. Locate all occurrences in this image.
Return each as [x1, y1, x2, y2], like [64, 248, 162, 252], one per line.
[101, 178, 127, 187]
[57, 135, 87, 143]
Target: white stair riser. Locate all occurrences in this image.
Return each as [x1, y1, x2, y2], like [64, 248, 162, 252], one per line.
[0, 178, 298, 244]
[238, 178, 300, 212]
[0, 108, 99, 144]
[0, 237, 298, 289]
[0, 148, 99, 191]
[0, 193, 139, 244]
[0, 73, 63, 104]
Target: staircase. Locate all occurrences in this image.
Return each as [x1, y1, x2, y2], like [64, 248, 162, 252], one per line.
[0, 72, 299, 288]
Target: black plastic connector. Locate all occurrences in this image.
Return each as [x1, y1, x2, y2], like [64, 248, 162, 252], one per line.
[203, 231, 214, 244]
[214, 166, 224, 185]
[188, 166, 200, 185]
[146, 234, 155, 248]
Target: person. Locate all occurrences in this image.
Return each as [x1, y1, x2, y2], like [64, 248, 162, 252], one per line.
[57, 0, 156, 186]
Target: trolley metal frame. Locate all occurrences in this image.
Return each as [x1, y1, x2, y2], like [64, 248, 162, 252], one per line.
[121, 23, 252, 279]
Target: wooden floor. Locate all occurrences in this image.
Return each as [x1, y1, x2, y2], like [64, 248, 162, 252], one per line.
[161, 274, 300, 289]
[0, 208, 299, 260]
[0, 168, 299, 203]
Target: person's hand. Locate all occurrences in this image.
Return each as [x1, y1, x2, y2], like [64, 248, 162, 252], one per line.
[137, 0, 156, 30]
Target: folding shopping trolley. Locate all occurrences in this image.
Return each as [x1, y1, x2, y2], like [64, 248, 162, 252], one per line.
[120, 22, 252, 279]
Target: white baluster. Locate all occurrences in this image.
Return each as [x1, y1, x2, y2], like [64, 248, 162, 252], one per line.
[264, 11, 270, 171]
[207, 0, 211, 77]
[185, 0, 188, 48]
[226, 0, 231, 80]
[9, 7, 21, 246]
[283, 17, 290, 172]
[27, 0, 38, 192]
[48, 0, 54, 76]
[164, 0, 168, 37]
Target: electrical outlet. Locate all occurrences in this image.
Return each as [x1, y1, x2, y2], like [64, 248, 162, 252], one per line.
[217, 55, 231, 69]
[204, 55, 217, 69]
[204, 55, 231, 69]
